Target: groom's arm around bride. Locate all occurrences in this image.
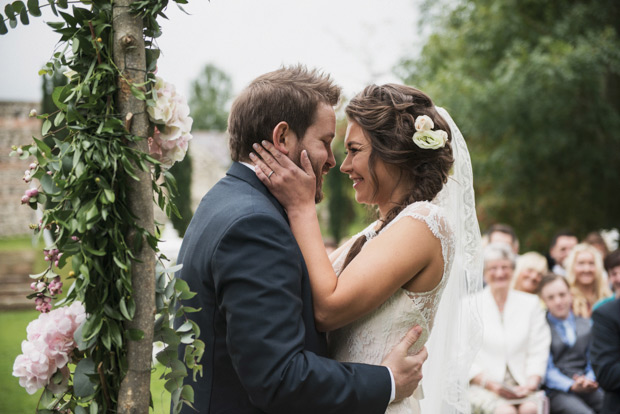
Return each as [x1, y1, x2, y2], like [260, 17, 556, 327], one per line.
[176, 163, 426, 413]
[174, 65, 427, 414]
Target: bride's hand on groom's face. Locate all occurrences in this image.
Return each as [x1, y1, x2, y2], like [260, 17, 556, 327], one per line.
[250, 141, 316, 211]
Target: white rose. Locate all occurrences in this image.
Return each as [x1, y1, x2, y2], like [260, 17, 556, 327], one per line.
[414, 115, 434, 132]
[412, 129, 447, 150]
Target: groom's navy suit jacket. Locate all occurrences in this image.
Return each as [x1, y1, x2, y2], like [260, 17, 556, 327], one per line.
[175, 162, 391, 414]
[591, 298, 620, 414]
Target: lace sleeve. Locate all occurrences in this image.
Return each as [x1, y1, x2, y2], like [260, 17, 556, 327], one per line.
[382, 201, 455, 275]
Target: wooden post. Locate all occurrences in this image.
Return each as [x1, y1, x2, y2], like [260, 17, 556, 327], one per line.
[113, 2, 155, 413]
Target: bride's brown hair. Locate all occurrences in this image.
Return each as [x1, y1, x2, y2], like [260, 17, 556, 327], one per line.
[342, 84, 454, 269]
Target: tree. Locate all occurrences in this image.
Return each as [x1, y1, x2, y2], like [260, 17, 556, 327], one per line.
[398, 0, 620, 251]
[112, 2, 154, 412]
[188, 63, 233, 131]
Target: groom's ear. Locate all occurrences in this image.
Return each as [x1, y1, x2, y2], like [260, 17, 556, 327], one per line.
[271, 121, 298, 156]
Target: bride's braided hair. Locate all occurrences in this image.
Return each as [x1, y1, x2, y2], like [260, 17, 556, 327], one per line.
[342, 84, 454, 270]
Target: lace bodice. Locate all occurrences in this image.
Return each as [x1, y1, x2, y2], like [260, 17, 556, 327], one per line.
[329, 201, 455, 414]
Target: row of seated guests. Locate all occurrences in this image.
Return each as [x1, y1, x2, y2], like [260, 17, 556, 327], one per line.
[485, 225, 619, 318]
[469, 243, 620, 414]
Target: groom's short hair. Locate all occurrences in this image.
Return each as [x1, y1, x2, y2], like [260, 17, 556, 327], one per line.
[228, 64, 341, 162]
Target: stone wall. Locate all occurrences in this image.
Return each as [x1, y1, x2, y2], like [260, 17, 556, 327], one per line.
[0, 100, 230, 239]
[0, 101, 40, 238]
[188, 131, 230, 210]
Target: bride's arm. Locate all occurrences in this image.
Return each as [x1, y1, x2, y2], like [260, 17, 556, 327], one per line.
[252, 142, 441, 331]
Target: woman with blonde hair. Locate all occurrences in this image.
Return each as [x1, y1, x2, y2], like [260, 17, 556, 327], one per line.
[511, 252, 548, 294]
[565, 243, 612, 318]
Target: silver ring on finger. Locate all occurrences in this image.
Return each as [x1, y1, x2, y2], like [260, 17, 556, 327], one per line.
[268, 170, 274, 179]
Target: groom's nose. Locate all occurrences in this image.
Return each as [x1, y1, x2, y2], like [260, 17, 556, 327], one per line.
[326, 147, 336, 170]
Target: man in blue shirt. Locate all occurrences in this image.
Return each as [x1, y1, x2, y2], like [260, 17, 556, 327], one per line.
[539, 274, 604, 414]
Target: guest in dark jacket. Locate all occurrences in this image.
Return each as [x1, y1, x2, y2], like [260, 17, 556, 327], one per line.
[591, 297, 620, 414]
[539, 274, 604, 414]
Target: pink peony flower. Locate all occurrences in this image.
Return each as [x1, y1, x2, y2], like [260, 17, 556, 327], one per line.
[13, 341, 54, 394]
[15, 302, 86, 394]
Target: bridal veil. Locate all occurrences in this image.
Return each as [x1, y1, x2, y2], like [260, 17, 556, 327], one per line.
[421, 107, 483, 414]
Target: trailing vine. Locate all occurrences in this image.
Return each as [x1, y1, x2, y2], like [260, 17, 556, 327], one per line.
[4, 1, 202, 413]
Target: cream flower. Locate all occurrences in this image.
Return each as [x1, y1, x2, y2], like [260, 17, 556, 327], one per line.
[413, 130, 448, 150]
[414, 115, 434, 132]
[146, 76, 193, 168]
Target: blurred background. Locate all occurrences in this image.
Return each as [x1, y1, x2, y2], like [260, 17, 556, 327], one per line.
[1, 0, 619, 412]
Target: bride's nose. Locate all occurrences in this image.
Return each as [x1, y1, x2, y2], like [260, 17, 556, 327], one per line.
[340, 153, 352, 174]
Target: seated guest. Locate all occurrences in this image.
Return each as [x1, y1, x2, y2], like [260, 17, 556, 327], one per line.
[590, 297, 620, 414]
[469, 243, 551, 414]
[486, 223, 520, 255]
[593, 249, 620, 311]
[512, 252, 549, 294]
[548, 230, 578, 277]
[584, 232, 610, 258]
[566, 244, 612, 318]
[539, 274, 604, 414]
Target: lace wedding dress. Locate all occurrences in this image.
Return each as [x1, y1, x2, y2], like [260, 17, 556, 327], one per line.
[329, 201, 455, 414]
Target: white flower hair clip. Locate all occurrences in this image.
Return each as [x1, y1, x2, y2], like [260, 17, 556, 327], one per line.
[412, 115, 448, 150]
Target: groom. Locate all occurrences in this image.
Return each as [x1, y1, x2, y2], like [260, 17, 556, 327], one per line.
[174, 65, 427, 414]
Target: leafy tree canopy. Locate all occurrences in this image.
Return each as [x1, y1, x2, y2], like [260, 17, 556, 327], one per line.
[189, 63, 233, 132]
[398, 0, 620, 250]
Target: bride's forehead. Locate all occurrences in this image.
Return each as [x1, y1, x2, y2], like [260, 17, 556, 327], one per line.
[344, 122, 368, 144]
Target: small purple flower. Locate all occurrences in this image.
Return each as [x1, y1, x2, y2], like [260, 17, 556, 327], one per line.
[48, 277, 63, 296]
[25, 189, 38, 198]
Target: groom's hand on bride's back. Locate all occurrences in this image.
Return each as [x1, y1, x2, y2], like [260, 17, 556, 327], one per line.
[381, 325, 428, 402]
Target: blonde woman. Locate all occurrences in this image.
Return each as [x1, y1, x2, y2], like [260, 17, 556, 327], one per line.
[565, 243, 612, 318]
[512, 252, 548, 294]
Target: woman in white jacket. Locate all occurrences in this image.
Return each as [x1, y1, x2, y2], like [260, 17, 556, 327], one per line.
[469, 243, 551, 414]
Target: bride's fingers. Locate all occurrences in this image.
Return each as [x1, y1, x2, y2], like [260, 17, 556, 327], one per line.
[300, 150, 315, 178]
[249, 152, 273, 184]
[251, 143, 278, 172]
[253, 162, 271, 186]
[259, 140, 294, 169]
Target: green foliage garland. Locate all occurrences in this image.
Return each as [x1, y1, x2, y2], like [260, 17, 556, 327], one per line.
[4, 1, 202, 413]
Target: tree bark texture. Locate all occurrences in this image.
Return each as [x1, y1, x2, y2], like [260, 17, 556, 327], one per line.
[112, 2, 155, 414]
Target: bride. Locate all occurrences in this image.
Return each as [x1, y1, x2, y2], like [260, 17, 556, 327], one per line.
[251, 84, 483, 413]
